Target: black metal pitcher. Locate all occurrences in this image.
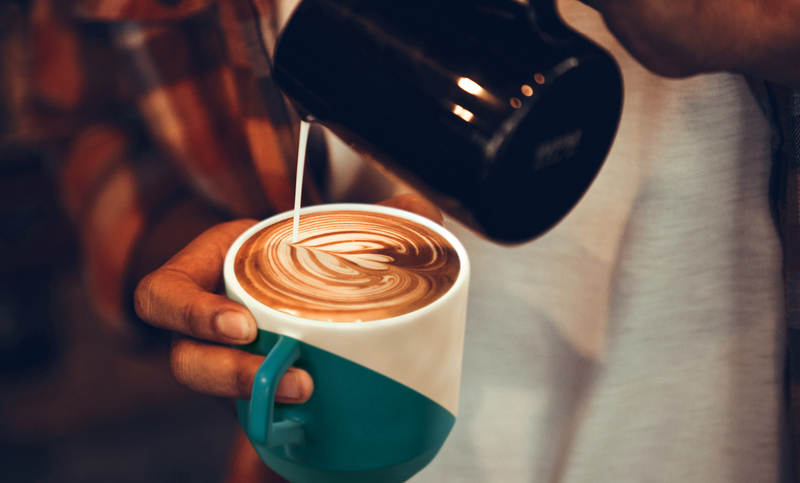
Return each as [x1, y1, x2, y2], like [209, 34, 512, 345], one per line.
[274, 0, 623, 243]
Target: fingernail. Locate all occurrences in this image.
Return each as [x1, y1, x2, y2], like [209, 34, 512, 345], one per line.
[215, 311, 252, 342]
[279, 370, 303, 401]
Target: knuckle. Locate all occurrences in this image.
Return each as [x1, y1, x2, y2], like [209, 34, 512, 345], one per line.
[182, 296, 209, 340]
[169, 338, 194, 387]
[226, 218, 259, 232]
[234, 357, 257, 398]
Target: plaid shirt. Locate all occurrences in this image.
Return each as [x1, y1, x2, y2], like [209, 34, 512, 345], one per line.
[33, 0, 321, 343]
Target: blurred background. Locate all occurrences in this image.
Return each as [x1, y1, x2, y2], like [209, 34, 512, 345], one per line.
[0, 1, 241, 481]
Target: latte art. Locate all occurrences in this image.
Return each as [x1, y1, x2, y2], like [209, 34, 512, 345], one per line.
[235, 211, 460, 322]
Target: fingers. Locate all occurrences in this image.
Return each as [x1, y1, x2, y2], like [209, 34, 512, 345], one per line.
[134, 219, 259, 345]
[170, 336, 314, 402]
[378, 193, 444, 225]
[136, 219, 315, 407]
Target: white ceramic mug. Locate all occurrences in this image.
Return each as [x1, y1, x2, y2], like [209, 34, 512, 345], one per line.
[224, 203, 470, 483]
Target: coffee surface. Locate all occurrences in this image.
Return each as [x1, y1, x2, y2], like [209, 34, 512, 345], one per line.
[235, 210, 460, 322]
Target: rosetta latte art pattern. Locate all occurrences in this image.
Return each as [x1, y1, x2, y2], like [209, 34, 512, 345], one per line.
[234, 211, 460, 322]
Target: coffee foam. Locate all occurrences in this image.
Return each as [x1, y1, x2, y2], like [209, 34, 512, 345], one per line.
[234, 210, 460, 322]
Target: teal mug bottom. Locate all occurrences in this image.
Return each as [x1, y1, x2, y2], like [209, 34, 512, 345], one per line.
[238, 398, 447, 483]
[236, 330, 456, 483]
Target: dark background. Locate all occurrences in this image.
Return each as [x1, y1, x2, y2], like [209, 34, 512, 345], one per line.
[0, 2, 241, 480]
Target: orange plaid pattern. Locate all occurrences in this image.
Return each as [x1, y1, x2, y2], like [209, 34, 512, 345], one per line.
[32, 0, 321, 343]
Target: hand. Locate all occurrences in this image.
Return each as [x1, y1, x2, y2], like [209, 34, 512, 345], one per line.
[135, 193, 441, 482]
[133, 194, 442, 401]
[578, 0, 800, 86]
[378, 192, 444, 226]
[134, 219, 314, 403]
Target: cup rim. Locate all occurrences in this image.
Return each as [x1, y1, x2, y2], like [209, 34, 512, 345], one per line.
[223, 203, 470, 331]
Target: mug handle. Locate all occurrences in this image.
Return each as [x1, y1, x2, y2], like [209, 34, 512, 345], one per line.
[249, 335, 306, 449]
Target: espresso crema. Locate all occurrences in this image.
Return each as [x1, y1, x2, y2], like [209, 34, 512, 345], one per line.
[235, 211, 460, 322]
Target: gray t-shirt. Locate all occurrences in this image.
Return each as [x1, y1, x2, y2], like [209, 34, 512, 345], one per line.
[411, 1, 783, 482]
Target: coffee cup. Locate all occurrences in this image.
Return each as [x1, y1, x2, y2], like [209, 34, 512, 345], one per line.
[223, 203, 470, 483]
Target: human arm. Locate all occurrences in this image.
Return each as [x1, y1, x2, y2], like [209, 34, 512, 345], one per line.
[577, 0, 800, 86]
